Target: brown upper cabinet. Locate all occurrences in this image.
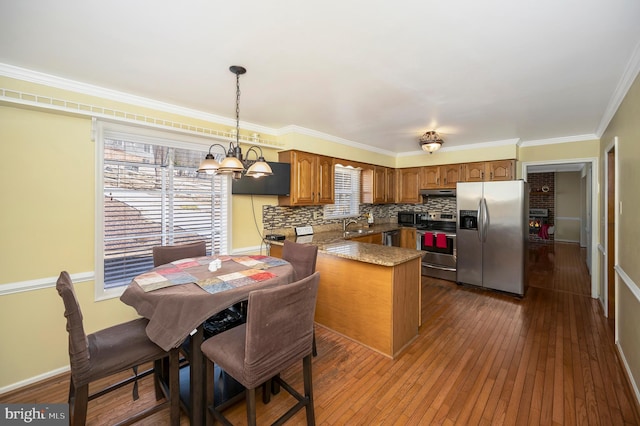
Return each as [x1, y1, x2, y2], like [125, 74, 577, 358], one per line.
[278, 150, 334, 206]
[420, 164, 462, 189]
[362, 165, 396, 204]
[397, 167, 421, 203]
[462, 162, 485, 182]
[277, 149, 514, 206]
[463, 160, 515, 182]
[385, 168, 396, 203]
[486, 160, 515, 181]
[373, 166, 387, 203]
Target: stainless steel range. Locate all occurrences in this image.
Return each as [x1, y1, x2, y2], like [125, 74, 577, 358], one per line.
[416, 212, 457, 281]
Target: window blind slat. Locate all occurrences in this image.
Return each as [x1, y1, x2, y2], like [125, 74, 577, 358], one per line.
[324, 165, 360, 219]
[102, 137, 229, 289]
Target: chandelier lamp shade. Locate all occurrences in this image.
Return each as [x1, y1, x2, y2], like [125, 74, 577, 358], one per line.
[419, 130, 444, 154]
[197, 66, 273, 179]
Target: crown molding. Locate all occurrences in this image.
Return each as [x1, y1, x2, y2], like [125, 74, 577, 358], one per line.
[0, 62, 614, 157]
[397, 137, 520, 157]
[0, 63, 276, 136]
[519, 134, 598, 147]
[277, 125, 396, 156]
[596, 40, 640, 137]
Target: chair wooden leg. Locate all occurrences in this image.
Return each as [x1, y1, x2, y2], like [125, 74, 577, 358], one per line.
[68, 379, 74, 406]
[270, 373, 281, 395]
[205, 359, 214, 426]
[246, 387, 257, 426]
[169, 350, 180, 426]
[303, 354, 315, 426]
[312, 328, 318, 357]
[153, 359, 164, 400]
[73, 384, 89, 426]
[262, 379, 271, 404]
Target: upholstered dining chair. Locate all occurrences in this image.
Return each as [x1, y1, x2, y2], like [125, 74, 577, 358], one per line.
[152, 240, 207, 267]
[281, 239, 319, 356]
[56, 271, 180, 426]
[201, 271, 320, 426]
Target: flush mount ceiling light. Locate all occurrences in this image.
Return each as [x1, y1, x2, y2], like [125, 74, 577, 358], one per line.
[419, 130, 444, 154]
[198, 66, 273, 179]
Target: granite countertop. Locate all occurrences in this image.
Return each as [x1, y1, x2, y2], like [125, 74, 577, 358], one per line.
[268, 224, 424, 267]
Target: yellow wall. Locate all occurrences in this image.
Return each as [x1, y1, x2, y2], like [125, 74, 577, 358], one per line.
[0, 79, 286, 388]
[555, 172, 582, 242]
[0, 106, 145, 387]
[1, 72, 638, 398]
[397, 144, 517, 168]
[278, 131, 393, 167]
[600, 72, 640, 391]
[516, 139, 600, 178]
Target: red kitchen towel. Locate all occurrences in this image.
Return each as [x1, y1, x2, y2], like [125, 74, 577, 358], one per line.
[423, 232, 433, 247]
[436, 233, 448, 249]
[538, 224, 549, 239]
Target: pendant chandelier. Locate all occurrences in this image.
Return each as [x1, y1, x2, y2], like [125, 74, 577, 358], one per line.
[198, 66, 273, 179]
[419, 130, 444, 154]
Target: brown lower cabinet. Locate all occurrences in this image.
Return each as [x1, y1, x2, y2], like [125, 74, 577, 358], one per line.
[270, 243, 421, 358]
[349, 233, 383, 244]
[400, 227, 417, 249]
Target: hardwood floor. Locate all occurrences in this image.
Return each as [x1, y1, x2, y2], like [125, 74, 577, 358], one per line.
[2, 242, 639, 425]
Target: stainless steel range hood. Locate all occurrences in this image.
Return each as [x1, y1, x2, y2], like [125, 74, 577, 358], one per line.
[419, 188, 457, 197]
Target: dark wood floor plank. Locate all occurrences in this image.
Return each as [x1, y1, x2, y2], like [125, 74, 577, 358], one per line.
[2, 242, 639, 426]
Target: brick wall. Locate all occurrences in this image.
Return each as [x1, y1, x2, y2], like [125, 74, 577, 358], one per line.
[527, 172, 555, 242]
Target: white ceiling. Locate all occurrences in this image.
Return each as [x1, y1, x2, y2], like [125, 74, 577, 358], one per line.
[1, 0, 640, 156]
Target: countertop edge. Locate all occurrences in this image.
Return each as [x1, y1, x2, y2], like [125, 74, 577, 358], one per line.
[267, 226, 423, 267]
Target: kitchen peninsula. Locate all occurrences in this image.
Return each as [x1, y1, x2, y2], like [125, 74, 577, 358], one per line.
[269, 226, 423, 358]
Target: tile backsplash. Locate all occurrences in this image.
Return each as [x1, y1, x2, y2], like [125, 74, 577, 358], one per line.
[262, 197, 457, 233]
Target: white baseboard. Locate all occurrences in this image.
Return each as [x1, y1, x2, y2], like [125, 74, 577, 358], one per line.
[553, 238, 580, 243]
[616, 341, 640, 411]
[615, 264, 640, 408]
[0, 366, 69, 396]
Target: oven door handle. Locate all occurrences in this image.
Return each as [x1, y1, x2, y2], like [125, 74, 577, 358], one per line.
[422, 262, 457, 272]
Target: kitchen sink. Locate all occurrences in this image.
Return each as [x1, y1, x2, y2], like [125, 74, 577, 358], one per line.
[343, 229, 370, 237]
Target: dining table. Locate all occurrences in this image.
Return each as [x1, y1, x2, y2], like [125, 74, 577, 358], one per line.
[120, 254, 295, 425]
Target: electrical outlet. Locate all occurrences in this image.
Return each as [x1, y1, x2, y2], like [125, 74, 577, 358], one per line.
[295, 226, 314, 236]
[313, 211, 321, 219]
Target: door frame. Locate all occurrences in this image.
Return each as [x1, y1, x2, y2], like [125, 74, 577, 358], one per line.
[604, 137, 619, 322]
[521, 158, 599, 298]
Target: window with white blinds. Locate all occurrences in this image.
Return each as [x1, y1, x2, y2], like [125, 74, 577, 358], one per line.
[98, 125, 229, 296]
[324, 165, 360, 219]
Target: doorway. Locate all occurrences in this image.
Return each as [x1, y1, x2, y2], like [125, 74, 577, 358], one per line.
[605, 140, 617, 325]
[522, 158, 599, 298]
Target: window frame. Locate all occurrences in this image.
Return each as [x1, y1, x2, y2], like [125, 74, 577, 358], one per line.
[323, 164, 361, 220]
[94, 120, 232, 300]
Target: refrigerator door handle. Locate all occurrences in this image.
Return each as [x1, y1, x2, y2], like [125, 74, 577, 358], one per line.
[477, 200, 483, 241]
[482, 197, 490, 242]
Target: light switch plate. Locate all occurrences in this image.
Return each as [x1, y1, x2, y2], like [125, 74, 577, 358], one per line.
[295, 226, 314, 236]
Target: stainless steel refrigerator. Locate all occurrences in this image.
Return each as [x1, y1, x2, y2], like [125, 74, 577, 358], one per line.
[456, 180, 529, 296]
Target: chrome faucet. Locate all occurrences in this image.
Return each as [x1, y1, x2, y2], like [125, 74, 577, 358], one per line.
[343, 218, 359, 231]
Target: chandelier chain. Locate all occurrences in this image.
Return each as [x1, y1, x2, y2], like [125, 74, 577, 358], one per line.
[235, 72, 241, 145]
